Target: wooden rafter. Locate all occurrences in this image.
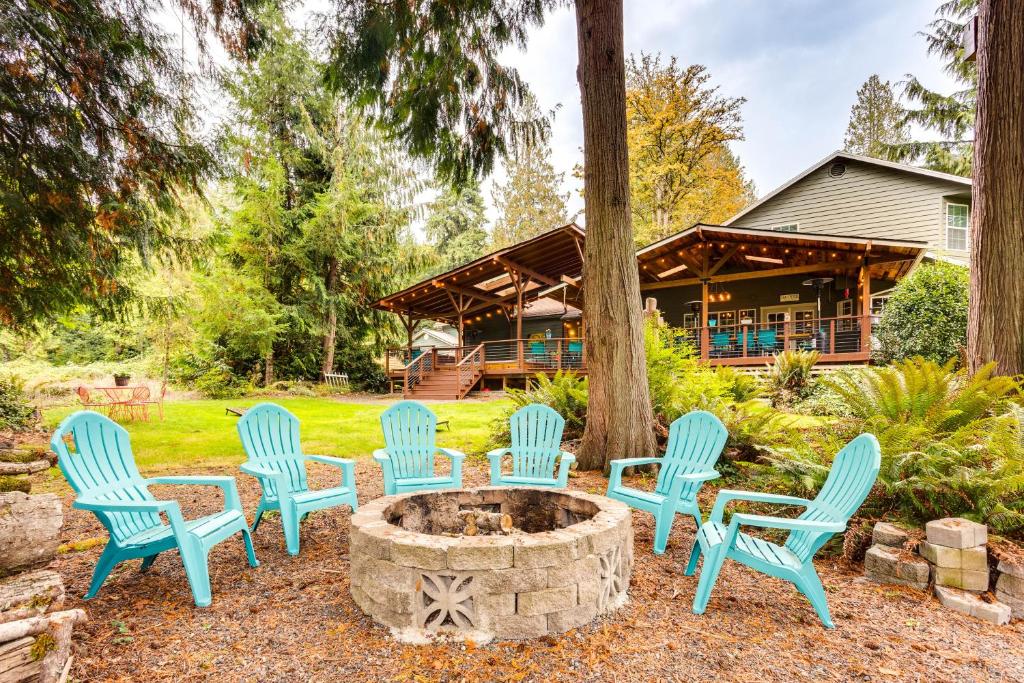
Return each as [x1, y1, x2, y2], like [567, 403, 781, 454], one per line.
[495, 256, 559, 287]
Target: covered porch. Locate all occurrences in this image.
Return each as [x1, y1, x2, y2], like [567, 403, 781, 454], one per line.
[636, 224, 927, 365]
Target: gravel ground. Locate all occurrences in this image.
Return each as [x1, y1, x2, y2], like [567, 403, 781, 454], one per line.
[41, 462, 1024, 682]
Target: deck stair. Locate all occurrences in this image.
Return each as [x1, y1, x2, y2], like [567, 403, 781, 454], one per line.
[405, 366, 481, 400]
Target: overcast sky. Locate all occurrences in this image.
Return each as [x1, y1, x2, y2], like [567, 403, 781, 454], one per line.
[169, 0, 956, 230]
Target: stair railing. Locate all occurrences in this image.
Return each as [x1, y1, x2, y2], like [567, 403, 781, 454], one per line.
[455, 343, 485, 397]
[403, 348, 435, 395]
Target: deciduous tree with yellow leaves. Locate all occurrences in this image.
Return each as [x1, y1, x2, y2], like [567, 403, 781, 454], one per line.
[626, 53, 755, 245]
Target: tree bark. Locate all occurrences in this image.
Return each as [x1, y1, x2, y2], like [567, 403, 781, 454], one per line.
[264, 349, 274, 387]
[321, 257, 339, 378]
[968, 0, 1024, 375]
[574, 0, 657, 472]
[0, 493, 62, 576]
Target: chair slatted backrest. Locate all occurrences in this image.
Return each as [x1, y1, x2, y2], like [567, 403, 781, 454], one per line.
[50, 411, 160, 545]
[785, 433, 881, 562]
[508, 404, 565, 479]
[380, 401, 437, 479]
[654, 411, 728, 499]
[237, 403, 308, 498]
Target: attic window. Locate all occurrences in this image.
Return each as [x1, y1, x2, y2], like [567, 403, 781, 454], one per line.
[828, 162, 847, 178]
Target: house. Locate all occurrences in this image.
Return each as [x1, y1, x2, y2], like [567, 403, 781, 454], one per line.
[376, 153, 968, 397]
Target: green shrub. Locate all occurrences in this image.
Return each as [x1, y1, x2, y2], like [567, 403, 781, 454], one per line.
[490, 371, 588, 447]
[874, 261, 968, 365]
[713, 366, 762, 402]
[764, 350, 819, 408]
[764, 359, 1024, 537]
[333, 345, 388, 393]
[793, 379, 853, 418]
[0, 376, 34, 431]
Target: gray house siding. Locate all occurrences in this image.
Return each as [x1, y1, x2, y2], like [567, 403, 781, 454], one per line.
[726, 158, 971, 261]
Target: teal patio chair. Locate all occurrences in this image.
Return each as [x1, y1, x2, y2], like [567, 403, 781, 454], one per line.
[606, 411, 728, 554]
[50, 411, 257, 607]
[709, 332, 732, 357]
[756, 328, 778, 354]
[685, 433, 880, 628]
[488, 404, 575, 487]
[237, 403, 358, 556]
[374, 400, 465, 495]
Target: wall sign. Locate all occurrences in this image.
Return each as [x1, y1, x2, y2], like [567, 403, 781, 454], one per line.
[779, 293, 800, 303]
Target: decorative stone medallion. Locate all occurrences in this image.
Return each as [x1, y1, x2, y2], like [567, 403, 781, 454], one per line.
[349, 487, 633, 642]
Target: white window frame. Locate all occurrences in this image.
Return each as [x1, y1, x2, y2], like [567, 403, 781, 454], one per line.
[945, 202, 969, 251]
[771, 223, 799, 233]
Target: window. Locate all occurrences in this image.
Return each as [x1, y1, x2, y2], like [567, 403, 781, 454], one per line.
[771, 223, 799, 233]
[946, 203, 969, 251]
[836, 299, 854, 332]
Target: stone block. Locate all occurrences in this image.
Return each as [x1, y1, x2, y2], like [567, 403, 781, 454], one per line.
[864, 545, 930, 590]
[447, 538, 514, 570]
[349, 522, 392, 560]
[513, 533, 578, 569]
[517, 585, 578, 616]
[934, 585, 1011, 625]
[577, 576, 602, 608]
[547, 603, 598, 633]
[919, 541, 988, 570]
[995, 588, 1024, 619]
[390, 536, 452, 570]
[925, 518, 987, 549]
[351, 585, 413, 629]
[475, 592, 516, 620]
[997, 558, 1024, 581]
[488, 613, 548, 640]
[932, 566, 989, 592]
[872, 522, 910, 548]
[474, 567, 548, 595]
[996, 572, 1024, 599]
[547, 556, 600, 588]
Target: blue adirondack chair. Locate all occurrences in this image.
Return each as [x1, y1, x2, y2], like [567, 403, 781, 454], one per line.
[685, 433, 881, 627]
[50, 411, 257, 607]
[374, 401, 465, 495]
[236, 403, 358, 556]
[606, 411, 728, 554]
[488, 404, 575, 487]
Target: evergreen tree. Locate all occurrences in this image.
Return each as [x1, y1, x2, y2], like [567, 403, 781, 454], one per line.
[325, 0, 659, 470]
[492, 126, 571, 247]
[0, 0, 264, 327]
[425, 182, 489, 272]
[625, 54, 754, 245]
[889, 0, 977, 175]
[843, 75, 910, 157]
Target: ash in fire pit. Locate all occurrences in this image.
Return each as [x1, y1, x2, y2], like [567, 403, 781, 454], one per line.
[349, 487, 633, 642]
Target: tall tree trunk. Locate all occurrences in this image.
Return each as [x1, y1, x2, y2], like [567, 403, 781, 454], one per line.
[574, 0, 657, 472]
[321, 257, 339, 377]
[968, 0, 1024, 375]
[264, 349, 274, 387]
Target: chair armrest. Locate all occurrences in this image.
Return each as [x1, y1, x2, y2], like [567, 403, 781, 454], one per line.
[608, 456, 661, 490]
[306, 455, 356, 488]
[675, 470, 719, 484]
[240, 463, 284, 479]
[73, 498, 178, 514]
[148, 475, 243, 513]
[372, 449, 391, 463]
[731, 513, 845, 534]
[558, 452, 576, 466]
[709, 489, 813, 523]
[437, 448, 466, 461]
[486, 448, 510, 462]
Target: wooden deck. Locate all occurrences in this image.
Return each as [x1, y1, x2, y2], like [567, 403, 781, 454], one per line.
[386, 316, 876, 398]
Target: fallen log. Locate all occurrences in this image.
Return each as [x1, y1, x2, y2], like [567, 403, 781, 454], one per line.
[0, 571, 65, 625]
[458, 510, 513, 536]
[0, 462, 48, 476]
[0, 494, 63, 576]
[0, 610, 87, 683]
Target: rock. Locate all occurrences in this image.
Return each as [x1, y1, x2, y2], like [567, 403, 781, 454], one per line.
[933, 586, 1011, 625]
[0, 493, 63, 576]
[919, 542, 988, 570]
[0, 461, 48, 476]
[995, 587, 1024, 619]
[996, 572, 1024, 598]
[932, 566, 989, 592]
[872, 522, 909, 548]
[925, 518, 987, 550]
[864, 545, 930, 590]
[996, 557, 1024, 580]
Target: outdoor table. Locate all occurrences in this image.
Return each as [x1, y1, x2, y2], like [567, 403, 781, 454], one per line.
[92, 386, 149, 421]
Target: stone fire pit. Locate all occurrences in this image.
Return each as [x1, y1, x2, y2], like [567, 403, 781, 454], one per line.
[349, 487, 633, 642]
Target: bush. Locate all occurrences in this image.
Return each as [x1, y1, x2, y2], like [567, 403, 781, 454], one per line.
[334, 345, 389, 393]
[874, 261, 968, 365]
[764, 350, 819, 407]
[763, 359, 1024, 538]
[0, 376, 34, 431]
[489, 371, 589, 448]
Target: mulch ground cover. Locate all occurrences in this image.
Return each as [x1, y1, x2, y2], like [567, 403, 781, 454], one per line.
[42, 462, 1024, 682]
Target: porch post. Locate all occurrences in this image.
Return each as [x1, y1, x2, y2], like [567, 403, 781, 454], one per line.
[700, 278, 710, 361]
[859, 261, 871, 352]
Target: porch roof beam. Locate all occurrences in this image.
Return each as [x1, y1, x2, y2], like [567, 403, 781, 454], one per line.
[639, 257, 904, 291]
[495, 256, 559, 287]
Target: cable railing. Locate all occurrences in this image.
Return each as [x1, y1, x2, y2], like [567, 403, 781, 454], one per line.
[683, 315, 875, 361]
[402, 348, 435, 393]
[455, 343, 485, 393]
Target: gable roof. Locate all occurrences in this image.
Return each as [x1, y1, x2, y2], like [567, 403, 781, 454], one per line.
[722, 150, 972, 227]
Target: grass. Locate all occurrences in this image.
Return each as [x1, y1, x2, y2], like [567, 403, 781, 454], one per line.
[43, 397, 512, 470]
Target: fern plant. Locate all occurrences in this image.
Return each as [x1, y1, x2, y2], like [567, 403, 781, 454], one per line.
[489, 370, 589, 448]
[765, 350, 819, 407]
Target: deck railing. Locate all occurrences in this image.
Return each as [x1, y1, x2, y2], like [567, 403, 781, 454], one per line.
[456, 343, 486, 390]
[402, 347, 434, 393]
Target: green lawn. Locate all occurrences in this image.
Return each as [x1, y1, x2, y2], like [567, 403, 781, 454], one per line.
[43, 398, 512, 470]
